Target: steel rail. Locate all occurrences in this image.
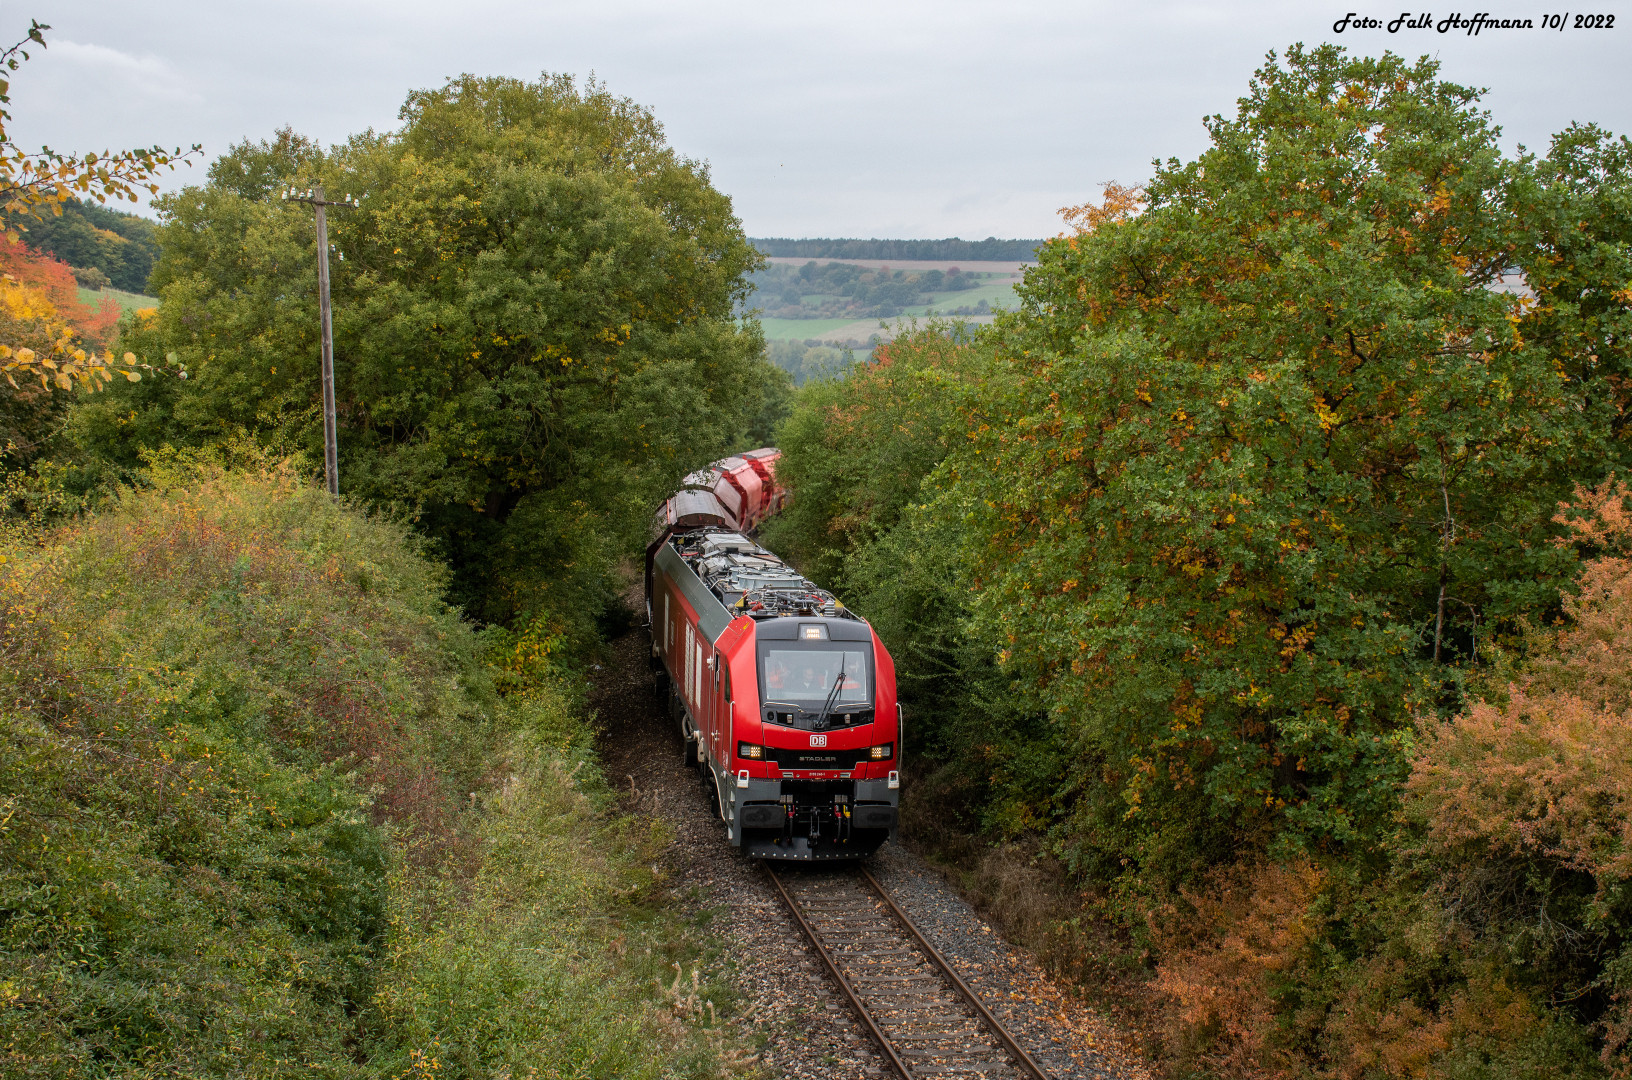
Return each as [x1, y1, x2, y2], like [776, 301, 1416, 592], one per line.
[858, 865, 1053, 1080]
[764, 865, 915, 1080]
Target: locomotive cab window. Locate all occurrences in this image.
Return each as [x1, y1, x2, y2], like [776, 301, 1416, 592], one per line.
[758, 639, 872, 730]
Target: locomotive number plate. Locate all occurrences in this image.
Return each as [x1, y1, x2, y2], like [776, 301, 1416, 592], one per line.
[809, 734, 828, 747]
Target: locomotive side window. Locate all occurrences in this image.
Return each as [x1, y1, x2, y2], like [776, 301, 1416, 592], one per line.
[684, 625, 695, 704]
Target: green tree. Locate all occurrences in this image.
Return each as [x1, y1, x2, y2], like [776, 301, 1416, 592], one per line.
[955, 45, 1632, 876]
[68, 76, 777, 631]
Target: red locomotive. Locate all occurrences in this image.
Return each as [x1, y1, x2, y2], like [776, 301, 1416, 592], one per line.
[645, 448, 900, 860]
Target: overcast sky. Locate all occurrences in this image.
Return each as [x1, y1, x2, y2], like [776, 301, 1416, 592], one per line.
[7, 2, 1629, 239]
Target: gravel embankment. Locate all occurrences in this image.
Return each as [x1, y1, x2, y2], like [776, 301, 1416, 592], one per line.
[591, 618, 1149, 1080]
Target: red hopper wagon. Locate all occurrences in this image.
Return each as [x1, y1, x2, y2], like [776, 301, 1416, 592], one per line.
[645, 448, 900, 860]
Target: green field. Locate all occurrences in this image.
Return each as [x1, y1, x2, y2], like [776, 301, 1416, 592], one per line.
[77, 286, 158, 313]
[754, 281, 1018, 346]
[756, 316, 882, 342]
[913, 277, 1019, 314]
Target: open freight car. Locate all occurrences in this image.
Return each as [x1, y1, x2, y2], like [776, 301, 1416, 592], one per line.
[645, 449, 900, 860]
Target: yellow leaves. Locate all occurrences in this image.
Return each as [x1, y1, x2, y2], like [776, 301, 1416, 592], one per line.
[1059, 181, 1146, 237]
[596, 323, 633, 347]
[3, 275, 157, 392]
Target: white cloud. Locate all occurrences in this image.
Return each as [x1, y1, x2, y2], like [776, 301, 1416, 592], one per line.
[48, 39, 199, 103]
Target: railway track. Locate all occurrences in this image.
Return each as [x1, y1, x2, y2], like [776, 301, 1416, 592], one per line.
[765, 864, 1052, 1080]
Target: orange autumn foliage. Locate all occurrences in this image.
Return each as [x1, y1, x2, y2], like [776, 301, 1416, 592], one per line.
[1406, 475, 1632, 1076]
[0, 237, 119, 346]
[1058, 181, 1144, 237]
[1145, 481, 1632, 1079]
[0, 237, 89, 320]
[1149, 858, 1557, 1080]
[1149, 860, 1327, 1078]
[1412, 476, 1632, 887]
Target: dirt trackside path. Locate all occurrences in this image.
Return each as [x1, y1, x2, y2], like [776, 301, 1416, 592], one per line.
[590, 610, 1149, 1080]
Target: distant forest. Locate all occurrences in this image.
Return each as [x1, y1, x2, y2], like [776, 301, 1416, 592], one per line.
[750, 237, 1042, 262]
[7, 198, 160, 293]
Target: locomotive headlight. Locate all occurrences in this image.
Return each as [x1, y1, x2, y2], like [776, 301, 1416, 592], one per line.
[869, 743, 894, 761]
[738, 742, 764, 760]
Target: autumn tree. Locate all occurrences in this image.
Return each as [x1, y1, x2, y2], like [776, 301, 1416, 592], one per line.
[0, 21, 195, 227]
[69, 76, 778, 632]
[956, 44, 1632, 873]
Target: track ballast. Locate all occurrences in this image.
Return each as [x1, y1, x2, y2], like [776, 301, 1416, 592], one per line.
[766, 864, 1052, 1080]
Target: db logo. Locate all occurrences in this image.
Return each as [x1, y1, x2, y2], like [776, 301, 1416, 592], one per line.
[809, 734, 828, 747]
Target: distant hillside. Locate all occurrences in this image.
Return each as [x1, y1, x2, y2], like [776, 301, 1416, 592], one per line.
[6, 198, 160, 293]
[751, 237, 1043, 262]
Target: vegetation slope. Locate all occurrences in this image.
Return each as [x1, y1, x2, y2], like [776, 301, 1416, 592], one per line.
[0, 461, 740, 1078]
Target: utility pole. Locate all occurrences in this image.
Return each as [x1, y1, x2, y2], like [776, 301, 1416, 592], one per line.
[282, 183, 358, 496]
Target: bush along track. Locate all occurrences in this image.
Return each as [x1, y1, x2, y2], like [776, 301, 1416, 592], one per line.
[0, 460, 751, 1078]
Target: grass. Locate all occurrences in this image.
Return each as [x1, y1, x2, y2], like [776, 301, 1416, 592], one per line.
[0, 459, 750, 1078]
[76, 286, 158, 313]
[918, 277, 1020, 313]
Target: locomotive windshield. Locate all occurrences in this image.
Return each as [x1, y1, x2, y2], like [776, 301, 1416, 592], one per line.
[758, 641, 872, 730]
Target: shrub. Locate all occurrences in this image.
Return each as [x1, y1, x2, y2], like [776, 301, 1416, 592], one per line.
[0, 463, 744, 1077]
[1406, 478, 1632, 1076]
[69, 265, 111, 291]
